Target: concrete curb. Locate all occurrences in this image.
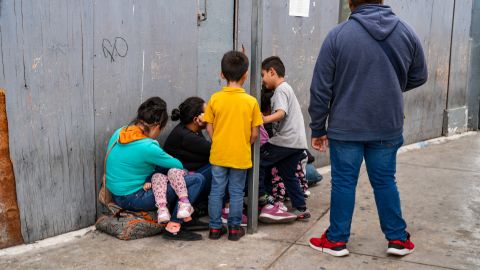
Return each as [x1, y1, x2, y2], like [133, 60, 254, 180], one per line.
[0, 226, 95, 257]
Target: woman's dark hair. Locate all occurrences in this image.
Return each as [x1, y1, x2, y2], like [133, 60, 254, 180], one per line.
[133, 97, 169, 132]
[261, 87, 274, 113]
[171, 97, 205, 125]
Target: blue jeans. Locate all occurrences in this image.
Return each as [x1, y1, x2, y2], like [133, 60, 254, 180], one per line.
[112, 173, 205, 223]
[195, 164, 212, 203]
[209, 166, 247, 228]
[306, 163, 323, 185]
[328, 135, 407, 242]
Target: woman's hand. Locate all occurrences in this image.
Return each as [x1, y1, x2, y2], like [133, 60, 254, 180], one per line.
[143, 182, 152, 191]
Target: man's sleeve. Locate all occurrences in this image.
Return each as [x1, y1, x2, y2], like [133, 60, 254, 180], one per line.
[308, 31, 336, 138]
[405, 31, 428, 91]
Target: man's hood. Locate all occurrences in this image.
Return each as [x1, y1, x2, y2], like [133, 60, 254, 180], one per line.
[350, 4, 399, 41]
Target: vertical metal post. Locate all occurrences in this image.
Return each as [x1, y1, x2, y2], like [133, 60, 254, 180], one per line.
[247, 0, 263, 234]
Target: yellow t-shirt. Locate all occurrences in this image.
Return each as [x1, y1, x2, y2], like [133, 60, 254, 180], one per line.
[204, 87, 263, 169]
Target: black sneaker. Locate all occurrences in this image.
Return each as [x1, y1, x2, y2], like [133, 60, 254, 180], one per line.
[292, 208, 311, 221]
[162, 228, 202, 241]
[228, 226, 245, 241]
[209, 226, 227, 240]
[183, 218, 209, 231]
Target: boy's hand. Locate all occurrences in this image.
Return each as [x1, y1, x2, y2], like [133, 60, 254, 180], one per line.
[312, 136, 328, 152]
[143, 182, 152, 191]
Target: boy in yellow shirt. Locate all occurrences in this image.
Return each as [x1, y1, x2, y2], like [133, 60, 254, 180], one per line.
[204, 51, 263, 241]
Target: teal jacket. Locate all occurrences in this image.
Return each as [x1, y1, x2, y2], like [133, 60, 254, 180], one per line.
[105, 127, 183, 196]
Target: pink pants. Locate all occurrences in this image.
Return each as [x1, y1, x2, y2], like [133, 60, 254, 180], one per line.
[151, 168, 188, 208]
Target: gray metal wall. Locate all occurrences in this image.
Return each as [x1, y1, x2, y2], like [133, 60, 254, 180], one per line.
[0, 0, 476, 242]
[0, 0, 95, 242]
[388, 0, 454, 143]
[468, 0, 480, 129]
[92, 0, 200, 215]
[0, 0, 207, 243]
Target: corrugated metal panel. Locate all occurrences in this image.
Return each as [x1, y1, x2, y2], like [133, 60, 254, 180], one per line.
[388, 0, 454, 143]
[197, 0, 234, 99]
[92, 0, 199, 215]
[0, 0, 96, 242]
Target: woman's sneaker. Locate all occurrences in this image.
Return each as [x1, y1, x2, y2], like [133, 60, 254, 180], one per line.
[209, 226, 227, 240]
[309, 231, 349, 257]
[387, 232, 415, 256]
[292, 208, 311, 221]
[228, 226, 245, 241]
[221, 208, 248, 227]
[177, 202, 194, 219]
[157, 207, 171, 223]
[259, 203, 297, 223]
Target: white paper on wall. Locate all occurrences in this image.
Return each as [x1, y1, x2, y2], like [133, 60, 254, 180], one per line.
[289, 0, 310, 17]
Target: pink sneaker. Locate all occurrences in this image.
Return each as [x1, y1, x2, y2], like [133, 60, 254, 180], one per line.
[177, 201, 194, 219]
[221, 208, 248, 227]
[259, 203, 297, 223]
[157, 207, 171, 223]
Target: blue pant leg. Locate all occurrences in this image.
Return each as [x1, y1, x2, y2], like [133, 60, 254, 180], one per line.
[196, 164, 212, 203]
[209, 166, 228, 229]
[306, 163, 323, 184]
[167, 173, 204, 223]
[328, 139, 364, 242]
[113, 189, 157, 212]
[227, 169, 247, 227]
[364, 136, 407, 241]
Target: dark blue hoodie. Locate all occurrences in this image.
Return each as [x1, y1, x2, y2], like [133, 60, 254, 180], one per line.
[308, 4, 428, 141]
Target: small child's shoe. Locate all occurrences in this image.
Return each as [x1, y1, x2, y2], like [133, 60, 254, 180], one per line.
[157, 207, 171, 223]
[228, 226, 245, 241]
[209, 226, 227, 240]
[177, 201, 194, 219]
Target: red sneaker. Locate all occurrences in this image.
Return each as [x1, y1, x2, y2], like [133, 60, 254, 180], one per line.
[309, 231, 349, 257]
[387, 232, 415, 256]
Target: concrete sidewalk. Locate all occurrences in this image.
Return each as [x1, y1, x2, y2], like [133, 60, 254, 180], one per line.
[1, 133, 479, 270]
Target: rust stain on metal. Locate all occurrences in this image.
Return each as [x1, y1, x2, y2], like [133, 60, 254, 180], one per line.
[0, 89, 24, 249]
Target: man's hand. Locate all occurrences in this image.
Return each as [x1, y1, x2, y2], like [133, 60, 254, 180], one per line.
[143, 182, 152, 191]
[311, 136, 328, 152]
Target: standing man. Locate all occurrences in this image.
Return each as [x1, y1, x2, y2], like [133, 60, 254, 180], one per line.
[308, 0, 428, 257]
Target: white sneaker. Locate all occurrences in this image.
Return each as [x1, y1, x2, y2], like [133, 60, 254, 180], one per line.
[177, 201, 194, 219]
[157, 207, 171, 223]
